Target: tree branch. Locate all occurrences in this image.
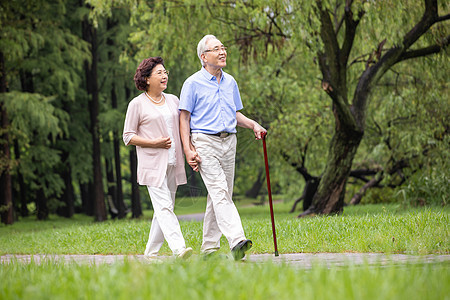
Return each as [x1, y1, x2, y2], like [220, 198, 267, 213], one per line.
[349, 168, 381, 179]
[316, 1, 358, 131]
[341, 1, 364, 69]
[436, 13, 450, 22]
[398, 35, 450, 62]
[402, 0, 438, 49]
[332, 2, 344, 34]
[349, 176, 382, 205]
[352, 0, 439, 127]
[280, 151, 317, 181]
[316, 1, 340, 82]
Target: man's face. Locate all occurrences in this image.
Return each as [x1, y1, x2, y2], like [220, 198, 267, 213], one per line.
[202, 39, 227, 69]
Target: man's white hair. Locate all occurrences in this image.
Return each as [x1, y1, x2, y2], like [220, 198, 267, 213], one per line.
[197, 34, 218, 66]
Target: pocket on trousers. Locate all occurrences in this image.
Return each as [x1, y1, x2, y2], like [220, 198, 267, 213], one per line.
[199, 157, 222, 177]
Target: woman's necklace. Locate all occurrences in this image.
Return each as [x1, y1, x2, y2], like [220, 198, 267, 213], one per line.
[145, 92, 164, 104]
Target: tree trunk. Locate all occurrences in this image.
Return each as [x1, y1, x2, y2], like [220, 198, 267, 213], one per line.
[290, 177, 320, 213]
[58, 168, 75, 217]
[13, 140, 28, 217]
[36, 188, 49, 220]
[0, 104, 13, 224]
[105, 157, 118, 218]
[302, 128, 363, 216]
[57, 150, 75, 218]
[80, 182, 94, 216]
[106, 17, 127, 219]
[0, 51, 13, 225]
[113, 135, 127, 218]
[82, 14, 107, 222]
[130, 147, 142, 218]
[245, 169, 264, 198]
[111, 85, 126, 219]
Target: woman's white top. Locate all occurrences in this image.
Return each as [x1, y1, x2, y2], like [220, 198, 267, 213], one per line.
[155, 101, 176, 165]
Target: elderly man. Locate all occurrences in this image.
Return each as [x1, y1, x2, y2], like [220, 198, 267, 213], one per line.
[179, 34, 266, 260]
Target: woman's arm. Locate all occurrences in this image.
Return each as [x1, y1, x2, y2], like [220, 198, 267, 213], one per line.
[128, 135, 171, 149]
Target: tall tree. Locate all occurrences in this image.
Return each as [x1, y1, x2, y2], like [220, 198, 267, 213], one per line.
[84, 0, 450, 216]
[183, 0, 449, 214]
[130, 147, 142, 218]
[0, 51, 13, 225]
[1, 0, 87, 222]
[82, 6, 107, 222]
[102, 11, 132, 219]
[302, 0, 449, 215]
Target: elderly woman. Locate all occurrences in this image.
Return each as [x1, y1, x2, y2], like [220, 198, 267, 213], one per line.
[123, 57, 193, 260]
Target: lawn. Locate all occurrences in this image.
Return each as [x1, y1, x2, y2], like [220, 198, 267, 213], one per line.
[0, 201, 448, 255]
[1, 202, 448, 300]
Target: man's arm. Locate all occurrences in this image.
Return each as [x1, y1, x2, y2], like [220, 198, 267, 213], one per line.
[180, 110, 200, 171]
[236, 111, 266, 140]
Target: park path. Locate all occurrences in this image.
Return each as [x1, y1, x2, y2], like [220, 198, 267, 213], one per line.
[1, 253, 448, 268]
[177, 212, 205, 221]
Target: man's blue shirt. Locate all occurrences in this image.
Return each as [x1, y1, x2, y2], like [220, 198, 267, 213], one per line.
[179, 67, 243, 134]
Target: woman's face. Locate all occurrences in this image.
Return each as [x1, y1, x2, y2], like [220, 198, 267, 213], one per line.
[147, 64, 169, 92]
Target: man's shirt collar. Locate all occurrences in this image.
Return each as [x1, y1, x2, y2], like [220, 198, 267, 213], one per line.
[200, 67, 225, 82]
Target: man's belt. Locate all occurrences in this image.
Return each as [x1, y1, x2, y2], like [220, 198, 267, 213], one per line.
[210, 132, 233, 138]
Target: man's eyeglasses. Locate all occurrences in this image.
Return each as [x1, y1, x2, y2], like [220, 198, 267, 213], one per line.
[152, 70, 170, 77]
[204, 46, 227, 53]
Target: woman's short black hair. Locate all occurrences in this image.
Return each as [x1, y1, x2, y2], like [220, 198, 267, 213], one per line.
[134, 56, 164, 91]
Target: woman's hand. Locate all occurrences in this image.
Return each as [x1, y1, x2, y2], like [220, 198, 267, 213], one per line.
[151, 137, 171, 149]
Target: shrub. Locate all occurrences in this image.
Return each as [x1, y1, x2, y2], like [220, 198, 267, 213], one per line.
[397, 169, 449, 206]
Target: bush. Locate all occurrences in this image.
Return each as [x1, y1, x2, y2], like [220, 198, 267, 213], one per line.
[397, 169, 449, 206]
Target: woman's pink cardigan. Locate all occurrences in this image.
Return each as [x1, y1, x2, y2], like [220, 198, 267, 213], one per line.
[123, 92, 187, 187]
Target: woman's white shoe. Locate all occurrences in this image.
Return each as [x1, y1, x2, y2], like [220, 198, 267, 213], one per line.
[177, 247, 193, 260]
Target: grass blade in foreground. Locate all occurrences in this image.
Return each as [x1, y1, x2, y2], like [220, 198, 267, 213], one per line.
[1, 259, 448, 300]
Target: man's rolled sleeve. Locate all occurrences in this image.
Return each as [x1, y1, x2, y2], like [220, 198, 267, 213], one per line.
[179, 80, 195, 113]
[233, 80, 244, 111]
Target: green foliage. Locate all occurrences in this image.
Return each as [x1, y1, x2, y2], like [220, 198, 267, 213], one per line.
[398, 168, 449, 207]
[99, 109, 125, 136]
[2, 0, 448, 223]
[1, 92, 65, 143]
[1, 0, 94, 213]
[0, 92, 67, 198]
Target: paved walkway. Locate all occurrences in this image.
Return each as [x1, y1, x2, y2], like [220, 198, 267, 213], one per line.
[1, 253, 448, 268]
[177, 212, 204, 221]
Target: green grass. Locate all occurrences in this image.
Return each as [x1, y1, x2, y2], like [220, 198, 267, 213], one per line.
[0, 203, 448, 255]
[1, 259, 448, 300]
[1, 203, 449, 300]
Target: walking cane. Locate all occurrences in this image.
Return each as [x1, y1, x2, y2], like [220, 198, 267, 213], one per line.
[261, 132, 279, 257]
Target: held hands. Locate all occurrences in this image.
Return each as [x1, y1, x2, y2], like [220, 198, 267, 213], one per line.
[186, 150, 201, 172]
